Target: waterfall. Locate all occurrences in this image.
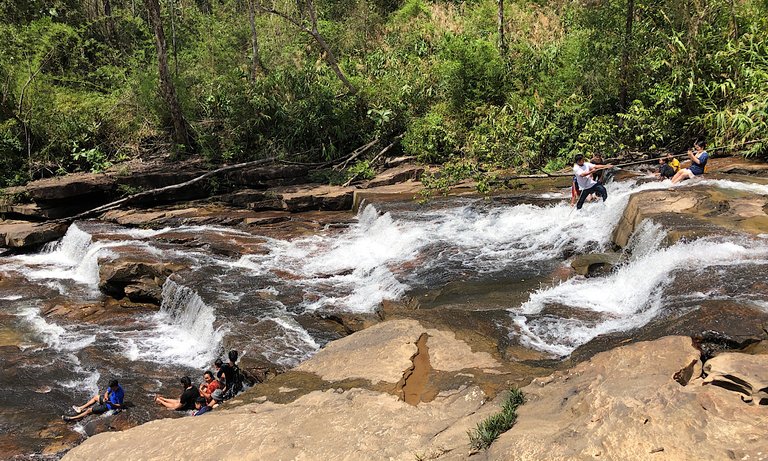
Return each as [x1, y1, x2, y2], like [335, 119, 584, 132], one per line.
[159, 279, 219, 345]
[514, 236, 768, 357]
[122, 279, 224, 367]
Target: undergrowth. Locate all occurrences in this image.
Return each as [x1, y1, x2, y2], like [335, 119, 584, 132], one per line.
[468, 388, 525, 452]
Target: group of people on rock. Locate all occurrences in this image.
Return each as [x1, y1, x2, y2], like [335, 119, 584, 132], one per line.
[62, 350, 246, 422]
[571, 140, 709, 210]
[153, 350, 245, 416]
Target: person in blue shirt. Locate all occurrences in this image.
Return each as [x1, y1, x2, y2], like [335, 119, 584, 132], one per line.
[671, 141, 709, 184]
[192, 397, 211, 416]
[63, 379, 124, 422]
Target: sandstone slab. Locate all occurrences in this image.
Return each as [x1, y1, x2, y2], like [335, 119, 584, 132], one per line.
[63, 386, 489, 461]
[485, 336, 768, 461]
[295, 319, 500, 384]
[0, 221, 68, 248]
[613, 185, 768, 248]
[362, 164, 425, 189]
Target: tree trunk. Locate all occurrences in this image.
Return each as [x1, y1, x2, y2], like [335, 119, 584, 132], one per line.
[168, 0, 179, 78]
[619, 0, 634, 112]
[248, 0, 266, 78]
[144, 0, 191, 149]
[256, 0, 356, 95]
[497, 0, 506, 54]
[103, 0, 115, 38]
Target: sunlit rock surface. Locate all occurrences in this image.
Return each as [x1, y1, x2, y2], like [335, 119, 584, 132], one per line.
[485, 336, 768, 461]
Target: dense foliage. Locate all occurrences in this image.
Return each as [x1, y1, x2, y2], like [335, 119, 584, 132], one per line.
[1, 0, 767, 187]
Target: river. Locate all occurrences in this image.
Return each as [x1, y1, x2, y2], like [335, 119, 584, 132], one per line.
[2, 174, 768, 458]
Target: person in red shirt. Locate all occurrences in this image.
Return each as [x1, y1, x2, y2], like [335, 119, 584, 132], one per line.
[198, 370, 221, 404]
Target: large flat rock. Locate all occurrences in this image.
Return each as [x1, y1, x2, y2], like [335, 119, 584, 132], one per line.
[0, 220, 68, 248]
[63, 386, 490, 461]
[613, 185, 768, 247]
[485, 336, 768, 461]
[296, 319, 500, 384]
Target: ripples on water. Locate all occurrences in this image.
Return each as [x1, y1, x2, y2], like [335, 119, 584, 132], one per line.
[2, 176, 768, 456]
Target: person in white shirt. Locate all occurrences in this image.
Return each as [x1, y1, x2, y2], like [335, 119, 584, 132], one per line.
[572, 154, 613, 210]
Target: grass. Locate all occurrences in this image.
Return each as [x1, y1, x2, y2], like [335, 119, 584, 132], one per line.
[468, 388, 525, 452]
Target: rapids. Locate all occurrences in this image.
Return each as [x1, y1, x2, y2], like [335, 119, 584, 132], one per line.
[2, 175, 768, 458]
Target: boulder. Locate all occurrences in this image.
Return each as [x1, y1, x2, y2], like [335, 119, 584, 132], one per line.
[98, 259, 182, 302]
[0, 221, 68, 248]
[486, 336, 768, 461]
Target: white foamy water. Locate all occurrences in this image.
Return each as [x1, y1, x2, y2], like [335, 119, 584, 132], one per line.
[16, 307, 97, 352]
[119, 279, 224, 367]
[260, 315, 321, 367]
[514, 236, 768, 356]
[9, 224, 116, 287]
[237, 179, 674, 313]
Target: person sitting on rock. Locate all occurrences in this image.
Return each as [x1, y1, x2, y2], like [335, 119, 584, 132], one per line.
[209, 389, 224, 409]
[192, 397, 211, 416]
[656, 155, 677, 179]
[217, 350, 244, 400]
[671, 141, 709, 184]
[154, 376, 200, 411]
[199, 370, 221, 405]
[63, 379, 124, 422]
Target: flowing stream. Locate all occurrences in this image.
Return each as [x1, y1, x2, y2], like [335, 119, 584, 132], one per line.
[2, 176, 768, 458]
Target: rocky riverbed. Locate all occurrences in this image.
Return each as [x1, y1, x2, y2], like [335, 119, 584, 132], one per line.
[3, 156, 768, 460]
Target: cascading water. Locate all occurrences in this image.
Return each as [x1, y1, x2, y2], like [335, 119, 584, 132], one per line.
[119, 279, 224, 368]
[3, 174, 768, 458]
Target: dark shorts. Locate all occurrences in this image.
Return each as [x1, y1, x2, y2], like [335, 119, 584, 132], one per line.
[91, 395, 111, 414]
[91, 403, 109, 414]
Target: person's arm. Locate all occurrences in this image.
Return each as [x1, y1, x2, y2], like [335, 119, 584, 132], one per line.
[583, 164, 613, 176]
[687, 150, 701, 164]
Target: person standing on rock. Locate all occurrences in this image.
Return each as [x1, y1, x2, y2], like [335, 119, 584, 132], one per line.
[154, 376, 200, 411]
[573, 154, 613, 210]
[63, 379, 124, 422]
[671, 141, 709, 184]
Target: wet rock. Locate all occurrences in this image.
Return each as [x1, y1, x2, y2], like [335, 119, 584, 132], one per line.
[352, 182, 423, 211]
[570, 252, 624, 276]
[0, 220, 68, 248]
[570, 301, 768, 364]
[613, 185, 768, 248]
[487, 336, 768, 461]
[123, 278, 163, 304]
[319, 311, 383, 334]
[98, 259, 182, 301]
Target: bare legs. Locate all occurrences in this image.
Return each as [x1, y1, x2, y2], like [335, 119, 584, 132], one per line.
[671, 169, 695, 184]
[63, 408, 94, 421]
[154, 395, 181, 410]
[73, 394, 100, 413]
